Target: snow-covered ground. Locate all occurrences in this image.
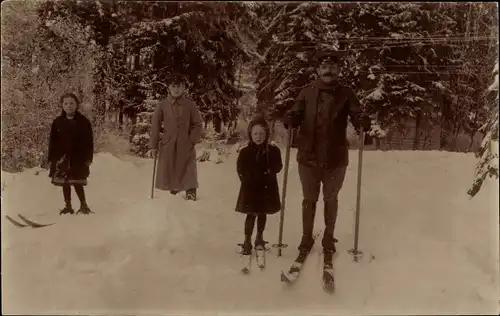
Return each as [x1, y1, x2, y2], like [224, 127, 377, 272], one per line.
[2, 148, 499, 315]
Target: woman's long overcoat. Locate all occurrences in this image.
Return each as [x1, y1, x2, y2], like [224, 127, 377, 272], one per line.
[149, 95, 203, 191]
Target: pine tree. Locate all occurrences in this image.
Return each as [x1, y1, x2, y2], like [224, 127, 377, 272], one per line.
[469, 61, 499, 197]
[435, 3, 498, 151]
[256, 3, 340, 121]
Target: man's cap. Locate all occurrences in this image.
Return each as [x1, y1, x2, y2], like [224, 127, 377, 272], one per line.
[316, 50, 342, 65]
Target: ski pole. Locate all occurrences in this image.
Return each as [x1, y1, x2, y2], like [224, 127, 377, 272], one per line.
[348, 127, 365, 262]
[150, 148, 158, 199]
[274, 126, 293, 257]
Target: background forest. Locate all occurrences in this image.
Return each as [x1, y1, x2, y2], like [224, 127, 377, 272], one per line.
[1, 1, 498, 197]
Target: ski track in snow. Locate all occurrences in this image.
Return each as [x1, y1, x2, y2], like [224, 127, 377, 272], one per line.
[2, 149, 499, 315]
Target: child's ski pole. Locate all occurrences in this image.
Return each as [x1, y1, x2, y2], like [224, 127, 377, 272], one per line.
[348, 127, 365, 261]
[274, 127, 293, 257]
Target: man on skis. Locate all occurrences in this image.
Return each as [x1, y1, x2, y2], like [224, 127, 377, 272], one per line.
[283, 51, 371, 287]
[149, 76, 203, 201]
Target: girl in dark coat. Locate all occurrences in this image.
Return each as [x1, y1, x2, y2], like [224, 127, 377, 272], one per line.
[235, 116, 283, 254]
[48, 93, 94, 215]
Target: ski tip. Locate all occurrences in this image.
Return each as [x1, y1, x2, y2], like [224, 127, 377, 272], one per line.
[5, 215, 27, 227]
[280, 272, 288, 282]
[323, 283, 335, 293]
[17, 214, 54, 228]
[281, 271, 293, 283]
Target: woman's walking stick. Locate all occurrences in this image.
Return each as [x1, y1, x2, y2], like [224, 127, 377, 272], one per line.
[348, 127, 365, 262]
[273, 127, 293, 257]
[150, 149, 158, 199]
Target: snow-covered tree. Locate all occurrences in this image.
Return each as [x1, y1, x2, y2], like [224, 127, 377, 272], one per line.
[469, 61, 499, 197]
[2, 0, 98, 171]
[435, 2, 498, 151]
[256, 3, 350, 121]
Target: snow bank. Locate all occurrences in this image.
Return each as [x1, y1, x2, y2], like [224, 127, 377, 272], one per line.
[2, 150, 499, 315]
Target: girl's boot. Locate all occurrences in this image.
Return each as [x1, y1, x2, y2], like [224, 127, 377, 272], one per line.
[60, 202, 74, 215]
[255, 232, 267, 248]
[77, 203, 93, 215]
[241, 235, 253, 255]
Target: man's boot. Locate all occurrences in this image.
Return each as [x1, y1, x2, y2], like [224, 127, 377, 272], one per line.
[322, 198, 339, 254]
[298, 199, 317, 255]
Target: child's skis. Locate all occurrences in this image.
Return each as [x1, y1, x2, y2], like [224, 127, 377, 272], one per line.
[237, 242, 270, 274]
[237, 244, 253, 274]
[255, 242, 270, 269]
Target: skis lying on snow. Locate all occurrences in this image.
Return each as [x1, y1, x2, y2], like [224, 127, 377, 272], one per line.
[5, 214, 55, 228]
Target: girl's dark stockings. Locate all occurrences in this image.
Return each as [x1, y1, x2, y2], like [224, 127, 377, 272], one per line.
[244, 214, 267, 243]
[63, 184, 87, 208]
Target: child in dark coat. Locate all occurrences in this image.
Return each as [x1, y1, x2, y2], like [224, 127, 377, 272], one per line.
[235, 116, 283, 255]
[48, 93, 94, 215]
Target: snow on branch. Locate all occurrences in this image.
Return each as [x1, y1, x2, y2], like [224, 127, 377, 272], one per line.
[128, 12, 200, 37]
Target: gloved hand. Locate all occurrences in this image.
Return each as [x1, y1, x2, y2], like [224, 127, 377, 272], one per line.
[283, 111, 303, 129]
[149, 149, 158, 158]
[358, 115, 371, 131]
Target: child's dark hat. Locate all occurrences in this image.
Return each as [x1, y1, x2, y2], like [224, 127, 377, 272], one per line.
[247, 115, 270, 143]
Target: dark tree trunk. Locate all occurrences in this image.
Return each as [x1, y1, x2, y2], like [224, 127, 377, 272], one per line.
[413, 112, 422, 151]
[214, 115, 222, 133]
[118, 106, 124, 131]
[129, 114, 137, 143]
[467, 130, 477, 153]
[375, 137, 381, 150]
[451, 124, 461, 151]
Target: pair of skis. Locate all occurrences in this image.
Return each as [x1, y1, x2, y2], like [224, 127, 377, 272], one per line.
[5, 214, 54, 228]
[281, 252, 335, 293]
[237, 243, 269, 274]
[280, 233, 336, 293]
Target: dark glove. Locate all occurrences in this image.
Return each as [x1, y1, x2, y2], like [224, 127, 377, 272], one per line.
[283, 111, 303, 129]
[358, 115, 371, 131]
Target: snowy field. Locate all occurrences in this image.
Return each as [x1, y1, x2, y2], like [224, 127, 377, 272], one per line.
[2, 147, 499, 315]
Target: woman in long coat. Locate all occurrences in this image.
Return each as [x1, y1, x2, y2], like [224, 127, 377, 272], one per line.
[149, 81, 203, 201]
[235, 117, 283, 253]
